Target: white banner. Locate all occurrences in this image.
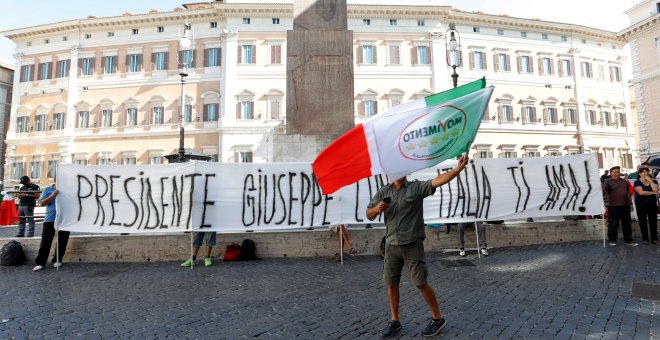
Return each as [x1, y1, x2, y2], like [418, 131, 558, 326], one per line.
[56, 154, 604, 233]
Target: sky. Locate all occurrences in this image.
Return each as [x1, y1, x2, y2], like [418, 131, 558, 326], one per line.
[0, 0, 636, 66]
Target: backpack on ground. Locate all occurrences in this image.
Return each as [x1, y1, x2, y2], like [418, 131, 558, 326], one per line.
[239, 239, 259, 261]
[223, 242, 241, 261]
[0, 240, 27, 266]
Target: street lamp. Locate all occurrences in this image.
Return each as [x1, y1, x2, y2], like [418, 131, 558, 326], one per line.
[175, 23, 192, 163]
[445, 23, 462, 88]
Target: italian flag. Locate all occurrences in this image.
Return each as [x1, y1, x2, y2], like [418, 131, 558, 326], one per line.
[312, 78, 494, 194]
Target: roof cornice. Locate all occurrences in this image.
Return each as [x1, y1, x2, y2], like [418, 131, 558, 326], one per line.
[617, 14, 659, 40]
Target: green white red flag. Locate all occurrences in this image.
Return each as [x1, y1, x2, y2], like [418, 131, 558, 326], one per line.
[312, 78, 493, 194]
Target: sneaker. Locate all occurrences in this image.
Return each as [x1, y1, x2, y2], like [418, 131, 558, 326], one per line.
[459, 249, 466, 257]
[625, 242, 639, 247]
[381, 320, 402, 338]
[180, 259, 196, 267]
[204, 258, 212, 267]
[32, 265, 44, 272]
[480, 248, 489, 256]
[14, 234, 24, 238]
[608, 242, 616, 247]
[421, 317, 447, 337]
[53, 262, 62, 268]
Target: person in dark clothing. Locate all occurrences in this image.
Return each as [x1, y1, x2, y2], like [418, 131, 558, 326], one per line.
[602, 166, 638, 247]
[16, 176, 40, 237]
[632, 167, 659, 245]
[600, 170, 610, 182]
[33, 176, 70, 271]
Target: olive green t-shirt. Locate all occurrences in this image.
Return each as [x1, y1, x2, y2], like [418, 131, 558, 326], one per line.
[368, 179, 436, 246]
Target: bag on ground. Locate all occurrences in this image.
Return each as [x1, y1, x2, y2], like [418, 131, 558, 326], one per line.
[0, 240, 27, 266]
[239, 239, 259, 261]
[223, 242, 241, 261]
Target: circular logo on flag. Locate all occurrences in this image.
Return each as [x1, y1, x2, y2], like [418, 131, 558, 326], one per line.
[398, 105, 467, 160]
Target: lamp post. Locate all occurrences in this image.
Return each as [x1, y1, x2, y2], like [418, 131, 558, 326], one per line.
[445, 23, 462, 88]
[175, 23, 192, 163]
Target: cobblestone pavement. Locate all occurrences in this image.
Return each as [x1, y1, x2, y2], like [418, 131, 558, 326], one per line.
[0, 241, 658, 339]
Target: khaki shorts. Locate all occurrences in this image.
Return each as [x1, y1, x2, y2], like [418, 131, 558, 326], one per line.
[383, 239, 428, 286]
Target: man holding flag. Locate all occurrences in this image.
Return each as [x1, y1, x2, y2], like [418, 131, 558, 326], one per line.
[366, 156, 468, 337]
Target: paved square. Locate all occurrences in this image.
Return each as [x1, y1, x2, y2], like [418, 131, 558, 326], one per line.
[0, 241, 658, 339]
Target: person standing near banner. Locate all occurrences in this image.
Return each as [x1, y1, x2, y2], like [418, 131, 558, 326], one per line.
[602, 166, 638, 247]
[457, 222, 488, 257]
[180, 232, 216, 267]
[632, 167, 659, 245]
[366, 156, 468, 338]
[16, 176, 40, 238]
[33, 176, 70, 271]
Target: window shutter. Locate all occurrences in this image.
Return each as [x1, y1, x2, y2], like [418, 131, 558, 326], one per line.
[626, 154, 633, 168]
[217, 48, 222, 66]
[204, 49, 209, 67]
[493, 54, 499, 72]
[516, 56, 521, 73]
[543, 108, 548, 125]
[37, 63, 43, 80]
[505, 54, 510, 71]
[609, 66, 614, 82]
[599, 111, 604, 126]
[48, 62, 54, 79]
[497, 106, 502, 123]
[520, 107, 526, 123]
[373, 46, 377, 64]
[411, 48, 417, 65]
[622, 113, 627, 127]
[532, 107, 537, 122]
[557, 60, 564, 77]
[427, 46, 431, 64]
[588, 62, 593, 78]
[19, 66, 25, 82]
[236, 102, 241, 120]
[562, 109, 567, 125]
[482, 53, 488, 70]
[549, 58, 554, 74]
[374, 100, 378, 115]
[90, 58, 95, 74]
[237, 46, 242, 64]
[138, 55, 143, 71]
[469, 52, 475, 70]
[528, 57, 534, 74]
[125, 55, 131, 72]
[358, 101, 365, 118]
[538, 58, 543, 75]
[151, 53, 156, 70]
[234, 151, 239, 163]
[357, 46, 363, 64]
[512, 152, 518, 158]
[251, 46, 256, 64]
[616, 67, 621, 82]
[597, 153, 604, 168]
[78, 59, 83, 76]
[250, 102, 254, 118]
[164, 52, 169, 70]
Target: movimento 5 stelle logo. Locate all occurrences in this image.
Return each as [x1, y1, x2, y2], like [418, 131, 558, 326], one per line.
[398, 105, 467, 161]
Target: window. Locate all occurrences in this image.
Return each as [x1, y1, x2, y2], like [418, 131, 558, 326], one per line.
[128, 54, 141, 72]
[81, 58, 93, 76]
[561, 59, 572, 76]
[103, 56, 116, 74]
[497, 29, 504, 36]
[547, 150, 561, 157]
[152, 107, 164, 125]
[39, 62, 51, 80]
[581, 39, 587, 44]
[478, 151, 492, 158]
[123, 158, 136, 165]
[210, 22, 217, 28]
[47, 159, 59, 178]
[243, 18, 251, 24]
[270, 99, 281, 119]
[75, 159, 88, 166]
[542, 58, 553, 75]
[501, 105, 513, 123]
[417, 46, 430, 65]
[611, 66, 621, 82]
[205, 48, 221, 67]
[272, 18, 280, 25]
[361, 45, 376, 64]
[496, 53, 509, 72]
[85, 34, 92, 39]
[473, 51, 485, 70]
[12, 161, 25, 180]
[364, 100, 377, 116]
[566, 109, 576, 125]
[390, 19, 397, 26]
[617, 112, 627, 127]
[154, 52, 167, 70]
[107, 32, 114, 37]
[132, 29, 139, 35]
[27, 42, 32, 46]
[150, 156, 163, 164]
[542, 34, 548, 40]
[525, 150, 540, 157]
[417, 20, 425, 26]
[35, 115, 47, 131]
[44, 39, 50, 44]
[521, 32, 527, 38]
[473, 27, 480, 33]
[241, 45, 255, 64]
[240, 151, 253, 163]
[20, 65, 33, 82]
[126, 108, 137, 126]
[101, 110, 113, 127]
[63, 37, 68, 41]
[561, 35, 567, 42]
[388, 44, 400, 65]
[520, 56, 531, 73]
[502, 151, 517, 158]
[240, 101, 254, 120]
[183, 105, 192, 123]
[29, 160, 42, 179]
[546, 107, 557, 124]
[157, 26, 164, 33]
[78, 111, 89, 128]
[57, 59, 69, 78]
[181, 50, 193, 67]
[270, 44, 282, 64]
[603, 111, 611, 126]
[363, 19, 371, 26]
[53, 112, 65, 130]
[587, 109, 597, 125]
[17, 116, 29, 132]
[97, 158, 110, 165]
[204, 104, 219, 122]
[581, 62, 592, 78]
[524, 107, 536, 124]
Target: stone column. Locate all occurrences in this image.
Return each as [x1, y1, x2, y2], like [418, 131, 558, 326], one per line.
[6, 53, 23, 140]
[65, 46, 80, 135]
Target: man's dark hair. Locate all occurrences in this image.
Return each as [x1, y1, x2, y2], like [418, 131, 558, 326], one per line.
[610, 166, 621, 172]
[641, 162, 650, 166]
